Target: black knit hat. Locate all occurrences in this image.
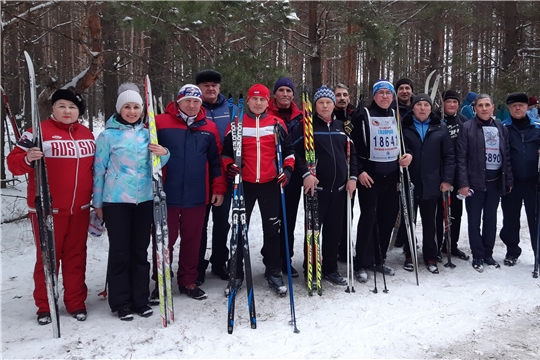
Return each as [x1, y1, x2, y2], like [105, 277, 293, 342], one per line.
[442, 90, 460, 104]
[506, 92, 528, 105]
[411, 93, 433, 107]
[395, 78, 414, 92]
[51, 89, 86, 114]
[195, 69, 222, 85]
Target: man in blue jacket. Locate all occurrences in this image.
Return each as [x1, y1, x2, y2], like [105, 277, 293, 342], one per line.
[195, 69, 233, 285]
[500, 93, 540, 266]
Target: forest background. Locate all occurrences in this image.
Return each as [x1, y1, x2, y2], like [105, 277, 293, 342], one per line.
[1, 0, 540, 183]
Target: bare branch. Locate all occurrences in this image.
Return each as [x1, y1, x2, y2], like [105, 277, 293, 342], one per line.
[1, 1, 60, 31]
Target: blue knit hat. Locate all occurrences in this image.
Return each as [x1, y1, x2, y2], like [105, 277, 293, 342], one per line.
[373, 79, 395, 96]
[465, 92, 478, 102]
[313, 86, 336, 104]
[273, 77, 295, 94]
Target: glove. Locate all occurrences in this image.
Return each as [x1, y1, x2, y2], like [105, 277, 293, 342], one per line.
[277, 166, 292, 187]
[344, 119, 354, 135]
[227, 163, 241, 178]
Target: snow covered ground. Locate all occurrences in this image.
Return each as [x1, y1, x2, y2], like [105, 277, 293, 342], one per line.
[2, 171, 540, 359]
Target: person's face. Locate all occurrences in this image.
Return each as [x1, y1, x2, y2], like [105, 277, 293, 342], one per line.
[334, 87, 350, 110]
[178, 99, 202, 117]
[52, 100, 79, 124]
[199, 82, 220, 104]
[315, 98, 335, 121]
[443, 99, 459, 116]
[397, 84, 413, 104]
[474, 98, 495, 121]
[274, 86, 293, 109]
[247, 96, 268, 115]
[119, 102, 143, 123]
[413, 101, 431, 122]
[373, 89, 393, 109]
[509, 102, 528, 119]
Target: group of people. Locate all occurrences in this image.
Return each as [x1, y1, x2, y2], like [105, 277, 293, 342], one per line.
[7, 70, 540, 327]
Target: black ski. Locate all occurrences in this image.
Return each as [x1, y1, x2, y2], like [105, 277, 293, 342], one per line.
[227, 94, 256, 334]
[24, 51, 60, 338]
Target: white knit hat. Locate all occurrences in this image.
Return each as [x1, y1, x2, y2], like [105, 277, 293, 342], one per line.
[116, 83, 143, 113]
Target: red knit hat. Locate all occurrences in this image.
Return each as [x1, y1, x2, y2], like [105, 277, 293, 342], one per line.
[247, 84, 270, 101]
[529, 96, 539, 106]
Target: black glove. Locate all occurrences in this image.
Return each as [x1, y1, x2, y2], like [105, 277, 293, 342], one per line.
[227, 163, 241, 178]
[277, 166, 292, 187]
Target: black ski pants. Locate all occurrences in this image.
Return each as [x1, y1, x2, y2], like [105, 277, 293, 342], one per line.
[404, 197, 439, 264]
[198, 182, 233, 274]
[303, 188, 347, 274]
[436, 187, 464, 251]
[234, 181, 282, 279]
[354, 172, 399, 271]
[103, 201, 153, 313]
[465, 180, 501, 260]
[279, 171, 303, 268]
[500, 179, 538, 259]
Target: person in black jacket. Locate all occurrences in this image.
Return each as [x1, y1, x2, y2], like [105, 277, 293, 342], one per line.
[402, 94, 455, 274]
[435, 90, 470, 261]
[333, 83, 356, 262]
[455, 94, 514, 272]
[349, 80, 412, 283]
[499, 93, 540, 266]
[292, 86, 358, 286]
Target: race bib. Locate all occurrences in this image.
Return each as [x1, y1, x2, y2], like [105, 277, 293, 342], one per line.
[482, 126, 501, 170]
[367, 110, 399, 162]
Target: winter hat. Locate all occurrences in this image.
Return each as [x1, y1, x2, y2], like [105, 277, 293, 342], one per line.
[273, 77, 295, 94]
[395, 78, 414, 92]
[195, 69, 222, 85]
[506, 92, 529, 105]
[247, 84, 270, 101]
[465, 91, 477, 103]
[411, 93, 433, 108]
[115, 83, 143, 113]
[313, 86, 336, 104]
[176, 84, 202, 103]
[442, 90, 460, 104]
[51, 89, 86, 114]
[529, 96, 539, 107]
[372, 80, 395, 96]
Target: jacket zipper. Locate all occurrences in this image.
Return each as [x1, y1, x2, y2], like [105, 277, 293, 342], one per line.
[328, 121, 337, 192]
[256, 115, 261, 183]
[69, 124, 79, 214]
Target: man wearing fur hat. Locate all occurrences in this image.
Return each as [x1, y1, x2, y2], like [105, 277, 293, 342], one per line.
[435, 90, 470, 262]
[349, 80, 412, 283]
[153, 84, 226, 300]
[500, 93, 540, 267]
[194, 69, 233, 285]
[291, 86, 358, 286]
[266, 77, 304, 278]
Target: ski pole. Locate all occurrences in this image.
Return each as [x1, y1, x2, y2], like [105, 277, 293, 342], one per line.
[275, 126, 299, 333]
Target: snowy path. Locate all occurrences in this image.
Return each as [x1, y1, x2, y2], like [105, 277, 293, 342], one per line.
[2, 183, 540, 359]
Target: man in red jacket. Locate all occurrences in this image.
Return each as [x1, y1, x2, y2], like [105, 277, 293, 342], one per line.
[7, 89, 95, 325]
[151, 84, 226, 300]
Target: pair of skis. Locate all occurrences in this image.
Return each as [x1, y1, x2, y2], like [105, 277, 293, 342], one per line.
[1, 85, 22, 150]
[226, 94, 256, 334]
[395, 97, 419, 286]
[144, 75, 174, 327]
[302, 93, 322, 296]
[24, 51, 61, 338]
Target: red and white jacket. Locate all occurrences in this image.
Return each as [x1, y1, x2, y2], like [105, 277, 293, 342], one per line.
[7, 118, 95, 216]
[222, 109, 295, 184]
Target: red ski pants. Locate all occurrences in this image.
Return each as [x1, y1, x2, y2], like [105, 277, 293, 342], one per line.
[30, 209, 89, 314]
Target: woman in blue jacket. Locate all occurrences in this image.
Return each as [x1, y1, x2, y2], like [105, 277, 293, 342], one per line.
[93, 83, 169, 321]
